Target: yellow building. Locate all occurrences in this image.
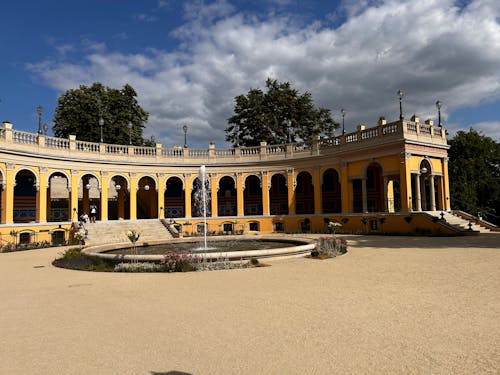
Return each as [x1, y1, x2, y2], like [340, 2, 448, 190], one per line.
[0, 116, 451, 246]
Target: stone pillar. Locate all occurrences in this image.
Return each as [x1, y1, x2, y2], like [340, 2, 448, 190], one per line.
[415, 174, 422, 211]
[442, 158, 451, 210]
[157, 174, 166, 219]
[313, 167, 322, 214]
[4, 164, 15, 224]
[261, 172, 270, 216]
[129, 174, 137, 220]
[340, 162, 350, 213]
[399, 153, 412, 212]
[236, 173, 244, 217]
[429, 175, 436, 211]
[210, 174, 218, 217]
[184, 175, 192, 218]
[36, 167, 48, 223]
[100, 173, 109, 221]
[287, 169, 295, 215]
[70, 170, 79, 221]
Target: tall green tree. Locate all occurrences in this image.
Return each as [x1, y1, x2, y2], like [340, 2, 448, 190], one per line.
[448, 129, 500, 223]
[53, 82, 153, 145]
[226, 78, 338, 146]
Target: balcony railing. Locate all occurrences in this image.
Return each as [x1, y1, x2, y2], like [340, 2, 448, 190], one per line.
[0, 119, 447, 163]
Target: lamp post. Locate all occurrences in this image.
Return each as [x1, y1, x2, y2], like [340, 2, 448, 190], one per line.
[36, 105, 43, 134]
[183, 125, 188, 148]
[99, 117, 104, 143]
[397, 89, 404, 121]
[128, 121, 133, 145]
[340, 108, 346, 135]
[435, 100, 442, 127]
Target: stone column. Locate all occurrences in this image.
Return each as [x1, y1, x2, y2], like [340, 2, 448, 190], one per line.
[4, 164, 15, 224]
[415, 174, 422, 211]
[36, 167, 48, 223]
[429, 175, 436, 211]
[261, 171, 270, 216]
[287, 169, 295, 215]
[129, 174, 137, 220]
[236, 173, 244, 217]
[313, 167, 322, 214]
[340, 162, 350, 213]
[184, 174, 192, 218]
[100, 173, 109, 221]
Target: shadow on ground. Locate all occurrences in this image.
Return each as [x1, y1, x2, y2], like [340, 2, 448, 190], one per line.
[344, 233, 500, 249]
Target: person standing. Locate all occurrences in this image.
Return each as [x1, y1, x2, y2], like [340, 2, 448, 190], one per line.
[90, 205, 97, 223]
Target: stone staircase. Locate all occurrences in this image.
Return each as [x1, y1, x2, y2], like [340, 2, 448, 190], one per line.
[427, 211, 492, 233]
[83, 219, 173, 245]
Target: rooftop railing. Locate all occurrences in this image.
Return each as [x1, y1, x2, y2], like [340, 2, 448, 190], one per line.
[0, 119, 447, 164]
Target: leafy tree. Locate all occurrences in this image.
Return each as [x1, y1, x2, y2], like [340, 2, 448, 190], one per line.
[448, 129, 500, 224]
[53, 82, 153, 145]
[226, 78, 338, 146]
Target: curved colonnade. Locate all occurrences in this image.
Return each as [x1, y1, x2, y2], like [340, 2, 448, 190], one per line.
[0, 117, 450, 245]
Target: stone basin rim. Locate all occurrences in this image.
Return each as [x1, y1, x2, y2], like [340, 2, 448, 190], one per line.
[82, 235, 316, 261]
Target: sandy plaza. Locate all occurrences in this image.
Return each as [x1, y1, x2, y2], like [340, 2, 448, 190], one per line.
[1, 233, 499, 375]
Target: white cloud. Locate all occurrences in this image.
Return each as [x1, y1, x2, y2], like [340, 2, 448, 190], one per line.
[28, 0, 500, 146]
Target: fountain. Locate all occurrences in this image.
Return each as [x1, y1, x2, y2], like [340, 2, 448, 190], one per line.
[198, 165, 209, 250]
[82, 165, 316, 263]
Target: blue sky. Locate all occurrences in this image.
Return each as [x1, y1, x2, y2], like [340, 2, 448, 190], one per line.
[1, 0, 499, 147]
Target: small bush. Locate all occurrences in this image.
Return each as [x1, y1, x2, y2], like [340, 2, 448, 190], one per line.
[315, 236, 348, 258]
[60, 247, 83, 259]
[250, 257, 259, 266]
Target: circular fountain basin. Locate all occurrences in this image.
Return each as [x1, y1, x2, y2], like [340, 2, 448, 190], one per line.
[83, 235, 316, 262]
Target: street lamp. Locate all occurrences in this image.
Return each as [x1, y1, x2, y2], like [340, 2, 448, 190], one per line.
[340, 108, 346, 135]
[36, 105, 43, 134]
[183, 125, 188, 148]
[435, 100, 442, 127]
[128, 121, 133, 145]
[397, 89, 404, 121]
[99, 117, 104, 143]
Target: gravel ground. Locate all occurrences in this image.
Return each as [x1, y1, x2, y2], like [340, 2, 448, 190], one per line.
[0, 234, 499, 375]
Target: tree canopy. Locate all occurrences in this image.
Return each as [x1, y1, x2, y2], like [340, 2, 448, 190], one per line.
[225, 78, 338, 147]
[53, 82, 153, 145]
[448, 128, 500, 224]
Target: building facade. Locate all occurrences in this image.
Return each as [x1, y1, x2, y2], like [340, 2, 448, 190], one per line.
[0, 116, 450, 244]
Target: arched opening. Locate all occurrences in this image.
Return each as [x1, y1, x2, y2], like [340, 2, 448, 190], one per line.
[270, 174, 288, 215]
[137, 176, 157, 219]
[14, 169, 37, 223]
[164, 177, 185, 219]
[47, 172, 70, 222]
[296, 171, 314, 215]
[366, 163, 384, 212]
[108, 175, 130, 220]
[244, 175, 262, 216]
[218, 176, 237, 216]
[78, 174, 100, 221]
[322, 168, 341, 213]
[419, 159, 436, 211]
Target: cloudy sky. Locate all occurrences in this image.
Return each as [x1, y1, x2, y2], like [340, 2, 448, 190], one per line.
[1, 0, 499, 147]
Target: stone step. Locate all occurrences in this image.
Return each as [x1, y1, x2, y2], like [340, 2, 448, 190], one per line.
[83, 219, 173, 245]
[427, 211, 490, 233]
